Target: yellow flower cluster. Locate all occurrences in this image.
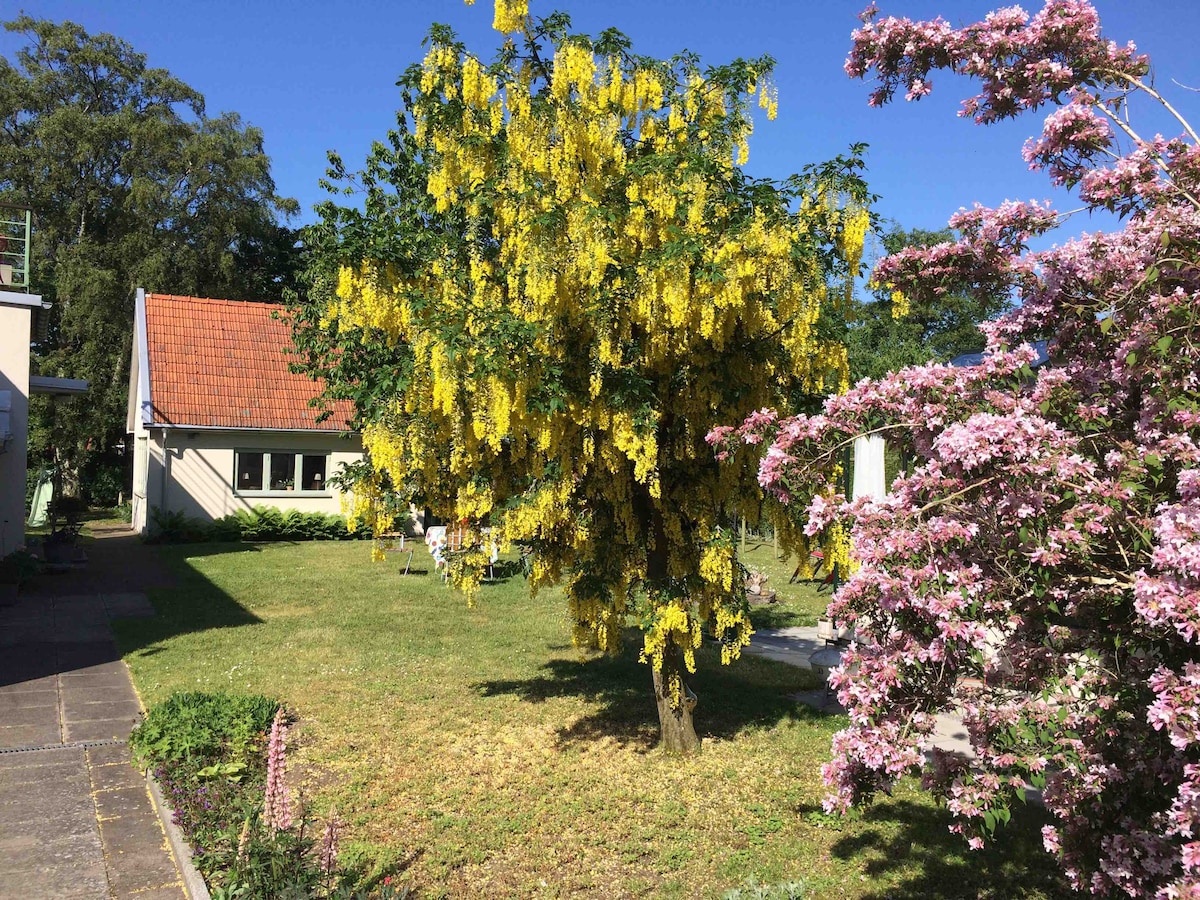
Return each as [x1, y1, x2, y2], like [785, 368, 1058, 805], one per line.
[343, 474, 396, 562]
[640, 600, 703, 701]
[490, 0, 527, 33]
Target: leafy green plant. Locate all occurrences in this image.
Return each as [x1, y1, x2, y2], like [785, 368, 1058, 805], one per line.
[0, 549, 42, 586]
[130, 691, 279, 767]
[147, 506, 369, 544]
[722, 876, 810, 899]
[134, 692, 399, 898]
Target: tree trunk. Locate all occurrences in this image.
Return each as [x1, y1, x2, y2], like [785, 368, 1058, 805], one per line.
[652, 644, 701, 754]
[630, 433, 702, 754]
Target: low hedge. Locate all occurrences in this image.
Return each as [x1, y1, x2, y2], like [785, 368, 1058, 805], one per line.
[148, 506, 372, 544]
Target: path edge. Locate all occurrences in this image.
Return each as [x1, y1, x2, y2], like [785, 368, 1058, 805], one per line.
[145, 769, 211, 900]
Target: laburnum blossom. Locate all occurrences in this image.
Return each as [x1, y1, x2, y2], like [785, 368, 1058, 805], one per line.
[713, 2, 1200, 897]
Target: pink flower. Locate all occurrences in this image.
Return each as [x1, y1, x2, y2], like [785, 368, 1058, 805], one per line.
[263, 707, 293, 832]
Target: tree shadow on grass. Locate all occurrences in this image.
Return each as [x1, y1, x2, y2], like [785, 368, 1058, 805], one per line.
[807, 797, 1071, 899]
[472, 640, 827, 751]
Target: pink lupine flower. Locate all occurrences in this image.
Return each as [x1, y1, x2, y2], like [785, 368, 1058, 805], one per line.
[263, 707, 293, 832]
[319, 807, 340, 875]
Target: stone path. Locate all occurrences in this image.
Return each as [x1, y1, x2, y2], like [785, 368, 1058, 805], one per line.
[747, 624, 974, 758]
[0, 528, 187, 899]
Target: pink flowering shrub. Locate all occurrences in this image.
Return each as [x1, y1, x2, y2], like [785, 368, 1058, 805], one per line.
[712, 3, 1200, 896]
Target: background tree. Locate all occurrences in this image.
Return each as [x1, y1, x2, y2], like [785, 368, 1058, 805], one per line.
[716, 2, 1200, 895]
[846, 225, 1011, 382]
[293, 1, 872, 752]
[0, 16, 299, 497]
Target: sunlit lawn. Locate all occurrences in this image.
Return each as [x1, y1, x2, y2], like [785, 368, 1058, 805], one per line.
[116, 539, 1069, 899]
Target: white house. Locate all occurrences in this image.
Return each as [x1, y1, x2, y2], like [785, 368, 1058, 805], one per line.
[0, 291, 89, 557]
[126, 290, 363, 534]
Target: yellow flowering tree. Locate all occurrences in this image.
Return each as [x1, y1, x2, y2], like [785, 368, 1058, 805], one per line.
[294, 2, 872, 752]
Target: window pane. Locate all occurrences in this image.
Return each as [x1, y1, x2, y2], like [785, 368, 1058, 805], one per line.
[270, 453, 296, 490]
[301, 455, 327, 491]
[236, 452, 264, 491]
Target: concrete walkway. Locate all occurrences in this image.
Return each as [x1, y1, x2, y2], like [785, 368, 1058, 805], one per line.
[747, 625, 974, 758]
[0, 528, 187, 899]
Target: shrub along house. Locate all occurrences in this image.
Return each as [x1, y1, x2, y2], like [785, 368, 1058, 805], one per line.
[126, 291, 362, 535]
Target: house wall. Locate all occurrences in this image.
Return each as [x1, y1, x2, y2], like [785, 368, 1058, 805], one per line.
[0, 302, 31, 556]
[134, 428, 363, 532]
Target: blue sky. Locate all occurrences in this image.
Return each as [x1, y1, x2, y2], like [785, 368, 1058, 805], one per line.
[4, 1, 1200, 249]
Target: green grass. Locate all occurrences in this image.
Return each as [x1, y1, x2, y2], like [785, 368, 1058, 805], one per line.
[116, 540, 1069, 899]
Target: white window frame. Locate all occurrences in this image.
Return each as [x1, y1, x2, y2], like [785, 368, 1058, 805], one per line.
[233, 449, 332, 497]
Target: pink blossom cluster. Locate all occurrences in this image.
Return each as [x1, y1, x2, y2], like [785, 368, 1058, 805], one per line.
[263, 707, 293, 833]
[712, 3, 1200, 896]
[845, 0, 1145, 123]
[1022, 91, 1113, 186]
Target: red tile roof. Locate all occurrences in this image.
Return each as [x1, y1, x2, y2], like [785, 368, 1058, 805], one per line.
[145, 293, 354, 431]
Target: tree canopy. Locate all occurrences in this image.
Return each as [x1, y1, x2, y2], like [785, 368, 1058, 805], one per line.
[0, 16, 298, 484]
[291, 1, 872, 751]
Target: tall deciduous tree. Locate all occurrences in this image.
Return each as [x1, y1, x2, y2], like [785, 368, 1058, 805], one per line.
[293, 1, 871, 752]
[0, 16, 299, 486]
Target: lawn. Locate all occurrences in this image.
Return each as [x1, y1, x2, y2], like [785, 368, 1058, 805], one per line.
[116, 539, 1069, 899]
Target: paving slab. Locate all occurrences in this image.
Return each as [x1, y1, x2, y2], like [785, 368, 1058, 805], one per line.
[94, 785, 156, 821]
[62, 698, 144, 723]
[0, 747, 77, 770]
[64, 719, 135, 743]
[0, 675, 58, 694]
[0, 775, 95, 827]
[106, 850, 184, 896]
[0, 758, 82, 788]
[90, 760, 146, 793]
[0, 688, 58, 710]
[0, 703, 60, 727]
[86, 743, 134, 767]
[0, 723, 61, 749]
[0, 866, 110, 900]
